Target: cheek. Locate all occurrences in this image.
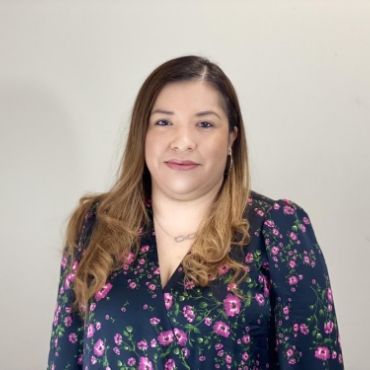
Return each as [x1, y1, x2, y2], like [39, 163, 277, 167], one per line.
[145, 133, 162, 166]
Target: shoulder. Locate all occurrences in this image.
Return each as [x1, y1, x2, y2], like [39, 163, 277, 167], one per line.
[245, 190, 310, 235]
[247, 190, 306, 218]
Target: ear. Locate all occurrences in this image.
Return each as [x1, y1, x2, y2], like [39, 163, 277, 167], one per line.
[228, 125, 238, 147]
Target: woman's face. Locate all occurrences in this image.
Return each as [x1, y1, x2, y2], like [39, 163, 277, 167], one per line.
[145, 80, 238, 201]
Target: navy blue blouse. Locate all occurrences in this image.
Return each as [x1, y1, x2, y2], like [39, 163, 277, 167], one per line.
[47, 191, 344, 369]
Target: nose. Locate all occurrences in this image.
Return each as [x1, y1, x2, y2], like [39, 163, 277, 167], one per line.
[170, 124, 197, 152]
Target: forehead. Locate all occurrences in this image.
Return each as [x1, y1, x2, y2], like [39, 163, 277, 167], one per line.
[152, 81, 227, 114]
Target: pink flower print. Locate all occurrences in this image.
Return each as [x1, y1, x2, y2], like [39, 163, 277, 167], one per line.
[213, 321, 231, 338]
[286, 348, 294, 357]
[242, 352, 249, 361]
[68, 332, 78, 344]
[289, 260, 296, 268]
[138, 356, 153, 370]
[288, 275, 298, 285]
[94, 282, 113, 301]
[271, 246, 280, 255]
[303, 256, 310, 264]
[283, 205, 295, 215]
[245, 252, 253, 263]
[293, 323, 299, 332]
[303, 216, 311, 225]
[273, 201, 281, 210]
[93, 339, 105, 357]
[174, 328, 188, 346]
[157, 330, 174, 346]
[225, 354, 232, 364]
[217, 349, 224, 357]
[127, 357, 136, 366]
[289, 232, 298, 241]
[315, 346, 331, 361]
[89, 302, 96, 312]
[150, 317, 160, 325]
[148, 283, 156, 290]
[184, 279, 195, 289]
[256, 209, 265, 217]
[164, 293, 173, 310]
[87, 324, 95, 338]
[64, 272, 75, 289]
[72, 261, 78, 271]
[204, 317, 212, 326]
[223, 293, 241, 317]
[264, 219, 276, 228]
[182, 347, 190, 358]
[183, 305, 195, 322]
[227, 282, 237, 291]
[113, 347, 120, 355]
[300, 323, 309, 335]
[215, 343, 223, 350]
[324, 320, 334, 334]
[126, 252, 136, 264]
[61, 255, 67, 269]
[122, 252, 136, 270]
[129, 281, 137, 289]
[53, 305, 61, 326]
[95, 321, 102, 330]
[242, 335, 250, 344]
[327, 288, 334, 303]
[283, 306, 289, 315]
[150, 338, 157, 348]
[218, 264, 230, 275]
[137, 339, 148, 351]
[298, 224, 307, 232]
[164, 358, 176, 370]
[255, 293, 265, 306]
[90, 356, 97, 365]
[140, 244, 150, 253]
[114, 333, 122, 345]
[64, 316, 72, 327]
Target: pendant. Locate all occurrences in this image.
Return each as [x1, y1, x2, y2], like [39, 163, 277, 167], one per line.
[174, 232, 197, 243]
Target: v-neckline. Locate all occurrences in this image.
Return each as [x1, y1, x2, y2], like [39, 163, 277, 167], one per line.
[152, 229, 184, 292]
[145, 197, 186, 292]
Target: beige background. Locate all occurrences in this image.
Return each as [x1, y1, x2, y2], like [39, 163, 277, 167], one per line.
[0, 1, 369, 369]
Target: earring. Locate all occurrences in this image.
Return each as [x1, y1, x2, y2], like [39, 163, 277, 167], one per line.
[225, 148, 233, 177]
[229, 148, 234, 171]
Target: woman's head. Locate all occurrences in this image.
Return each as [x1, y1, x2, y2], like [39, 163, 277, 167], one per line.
[65, 55, 252, 316]
[121, 55, 249, 200]
[145, 80, 238, 201]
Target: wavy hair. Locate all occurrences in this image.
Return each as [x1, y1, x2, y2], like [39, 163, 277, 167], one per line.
[62, 55, 252, 318]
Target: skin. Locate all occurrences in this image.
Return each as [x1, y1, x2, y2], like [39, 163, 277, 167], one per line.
[144, 80, 238, 235]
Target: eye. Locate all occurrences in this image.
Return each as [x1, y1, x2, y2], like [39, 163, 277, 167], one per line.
[199, 121, 214, 128]
[154, 119, 171, 126]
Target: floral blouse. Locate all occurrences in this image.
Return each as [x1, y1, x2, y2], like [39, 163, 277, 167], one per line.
[47, 190, 344, 369]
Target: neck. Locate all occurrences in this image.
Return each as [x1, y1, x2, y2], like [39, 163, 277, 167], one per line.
[150, 185, 221, 233]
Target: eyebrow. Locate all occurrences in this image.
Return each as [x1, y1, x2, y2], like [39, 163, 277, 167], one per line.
[150, 109, 221, 119]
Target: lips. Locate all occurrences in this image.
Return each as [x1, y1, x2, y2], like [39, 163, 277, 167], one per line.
[165, 159, 199, 165]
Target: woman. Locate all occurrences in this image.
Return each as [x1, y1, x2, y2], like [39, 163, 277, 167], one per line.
[47, 55, 344, 369]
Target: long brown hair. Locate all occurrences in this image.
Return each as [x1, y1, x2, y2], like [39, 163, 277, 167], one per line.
[62, 55, 252, 318]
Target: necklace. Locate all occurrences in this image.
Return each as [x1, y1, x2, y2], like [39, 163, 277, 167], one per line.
[153, 215, 198, 243]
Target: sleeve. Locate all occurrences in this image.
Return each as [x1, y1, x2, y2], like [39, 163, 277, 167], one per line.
[47, 203, 98, 370]
[262, 198, 344, 369]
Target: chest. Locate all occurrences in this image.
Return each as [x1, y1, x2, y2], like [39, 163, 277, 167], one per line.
[155, 232, 193, 290]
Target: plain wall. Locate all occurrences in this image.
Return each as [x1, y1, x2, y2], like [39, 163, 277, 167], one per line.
[0, 1, 369, 368]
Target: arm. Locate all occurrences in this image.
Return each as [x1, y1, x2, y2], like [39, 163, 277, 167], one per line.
[47, 249, 85, 370]
[47, 202, 98, 370]
[262, 199, 344, 369]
